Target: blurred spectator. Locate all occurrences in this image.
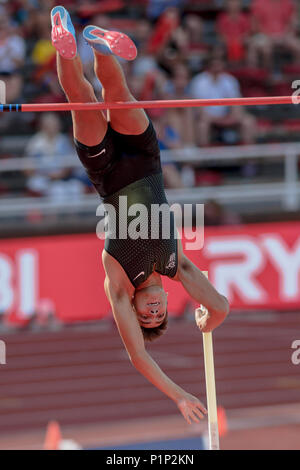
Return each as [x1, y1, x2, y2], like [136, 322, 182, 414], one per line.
[133, 18, 152, 50]
[76, 0, 124, 18]
[164, 62, 196, 146]
[0, 8, 25, 102]
[147, 0, 185, 20]
[147, 7, 180, 65]
[182, 14, 205, 50]
[248, 0, 300, 69]
[24, 113, 86, 200]
[190, 57, 256, 146]
[180, 14, 207, 72]
[30, 10, 55, 66]
[216, 0, 251, 64]
[205, 199, 241, 226]
[16, 5, 63, 104]
[167, 62, 191, 98]
[145, 7, 196, 76]
[137, 67, 168, 119]
[151, 63, 197, 189]
[152, 115, 185, 189]
[157, 13, 206, 74]
[131, 18, 158, 80]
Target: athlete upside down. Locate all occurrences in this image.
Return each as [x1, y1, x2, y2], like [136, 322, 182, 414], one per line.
[51, 6, 230, 424]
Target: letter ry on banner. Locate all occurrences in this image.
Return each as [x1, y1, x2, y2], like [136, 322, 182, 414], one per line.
[0, 222, 299, 324]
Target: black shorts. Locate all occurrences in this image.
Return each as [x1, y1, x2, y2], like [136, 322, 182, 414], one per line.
[74, 120, 161, 198]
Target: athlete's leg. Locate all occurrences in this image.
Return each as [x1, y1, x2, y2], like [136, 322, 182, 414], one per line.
[51, 7, 107, 146]
[94, 52, 149, 135]
[56, 54, 108, 145]
[82, 24, 149, 135]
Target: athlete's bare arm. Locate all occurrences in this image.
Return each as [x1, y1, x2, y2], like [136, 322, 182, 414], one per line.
[174, 240, 230, 332]
[102, 251, 207, 424]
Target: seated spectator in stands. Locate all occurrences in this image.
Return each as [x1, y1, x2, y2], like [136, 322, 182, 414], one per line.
[248, 0, 300, 69]
[131, 18, 158, 80]
[138, 67, 169, 121]
[147, 6, 182, 73]
[147, 0, 186, 20]
[180, 14, 208, 72]
[216, 0, 251, 64]
[76, 0, 124, 18]
[190, 57, 256, 146]
[0, 9, 25, 102]
[164, 62, 196, 147]
[24, 113, 86, 200]
[152, 63, 197, 189]
[17, 4, 62, 103]
[30, 10, 56, 67]
[133, 17, 153, 51]
[152, 115, 185, 189]
[182, 14, 205, 50]
[158, 14, 207, 74]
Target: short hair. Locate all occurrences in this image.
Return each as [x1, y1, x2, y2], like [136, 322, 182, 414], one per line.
[140, 311, 168, 342]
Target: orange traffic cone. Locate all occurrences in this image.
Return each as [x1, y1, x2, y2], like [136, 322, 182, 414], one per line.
[217, 406, 228, 437]
[43, 421, 62, 450]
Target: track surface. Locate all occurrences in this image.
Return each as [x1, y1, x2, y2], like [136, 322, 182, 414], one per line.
[0, 311, 299, 434]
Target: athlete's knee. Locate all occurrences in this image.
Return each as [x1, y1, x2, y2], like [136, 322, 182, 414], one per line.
[102, 83, 133, 102]
[65, 79, 97, 103]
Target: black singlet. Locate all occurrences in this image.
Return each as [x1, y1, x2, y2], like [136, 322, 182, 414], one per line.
[74, 120, 178, 287]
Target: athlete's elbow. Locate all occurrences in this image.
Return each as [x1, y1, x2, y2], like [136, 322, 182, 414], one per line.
[177, 255, 190, 279]
[129, 349, 148, 369]
[212, 295, 230, 320]
[107, 280, 128, 303]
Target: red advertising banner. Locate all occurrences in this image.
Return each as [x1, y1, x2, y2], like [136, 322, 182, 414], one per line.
[0, 221, 299, 324]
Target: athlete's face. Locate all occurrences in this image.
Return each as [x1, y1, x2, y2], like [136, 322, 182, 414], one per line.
[133, 286, 168, 328]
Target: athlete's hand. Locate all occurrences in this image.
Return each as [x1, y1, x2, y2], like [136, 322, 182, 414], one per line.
[195, 305, 210, 332]
[195, 305, 227, 332]
[176, 392, 207, 424]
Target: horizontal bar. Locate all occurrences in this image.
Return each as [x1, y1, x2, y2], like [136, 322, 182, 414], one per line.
[0, 96, 297, 112]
